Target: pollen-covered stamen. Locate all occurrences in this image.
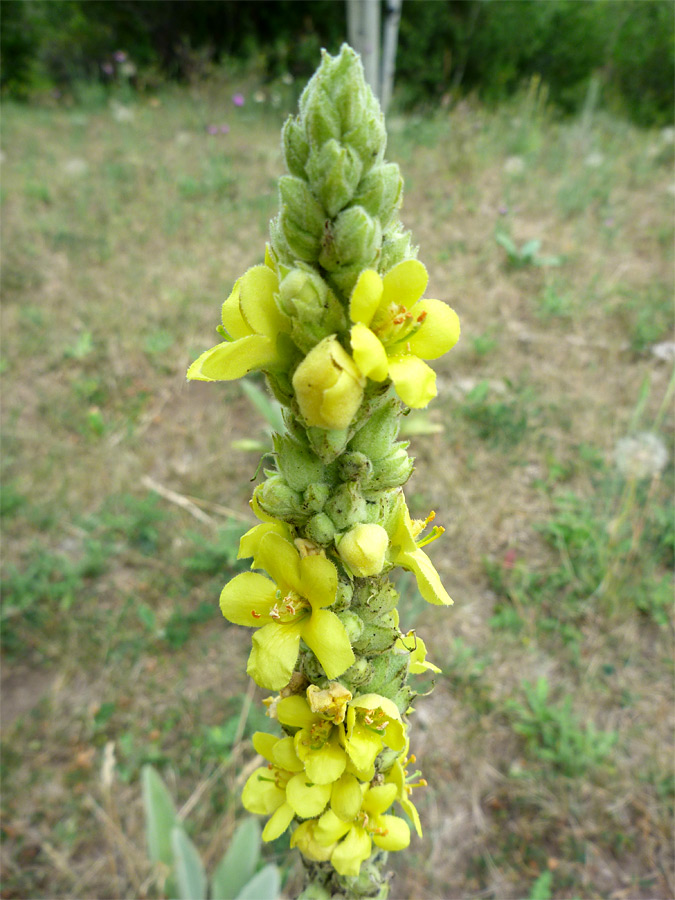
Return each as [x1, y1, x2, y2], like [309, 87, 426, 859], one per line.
[269, 590, 310, 623]
[360, 708, 388, 734]
[304, 718, 333, 751]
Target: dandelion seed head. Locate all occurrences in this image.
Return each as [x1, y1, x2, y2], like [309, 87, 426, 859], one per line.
[614, 432, 669, 480]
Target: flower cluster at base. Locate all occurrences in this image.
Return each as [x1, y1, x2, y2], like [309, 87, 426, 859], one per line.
[187, 45, 459, 897]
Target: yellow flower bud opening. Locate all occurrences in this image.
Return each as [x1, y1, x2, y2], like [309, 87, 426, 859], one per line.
[337, 523, 389, 576]
[292, 335, 365, 430]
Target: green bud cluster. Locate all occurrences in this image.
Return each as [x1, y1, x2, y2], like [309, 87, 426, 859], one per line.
[273, 46, 412, 299]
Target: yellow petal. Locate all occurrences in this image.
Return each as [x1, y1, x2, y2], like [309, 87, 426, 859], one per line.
[350, 323, 389, 381]
[301, 733, 347, 785]
[219, 572, 276, 626]
[372, 814, 410, 851]
[286, 773, 331, 818]
[349, 269, 383, 327]
[187, 335, 278, 381]
[237, 522, 289, 566]
[262, 801, 295, 841]
[221, 280, 251, 339]
[331, 773, 363, 822]
[252, 732, 278, 762]
[247, 621, 303, 689]
[272, 735, 304, 772]
[406, 298, 460, 360]
[363, 783, 398, 816]
[399, 549, 453, 606]
[291, 821, 336, 862]
[381, 259, 428, 308]
[238, 265, 289, 337]
[256, 532, 302, 594]
[344, 721, 383, 773]
[276, 695, 316, 730]
[302, 609, 355, 680]
[299, 554, 338, 609]
[315, 809, 352, 844]
[242, 767, 285, 815]
[387, 355, 437, 408]
[331, 825, 371, 877]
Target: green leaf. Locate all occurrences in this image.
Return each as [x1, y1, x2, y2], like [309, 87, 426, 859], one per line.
[236, 864, 281, 900]
[171, 826, 207, 900]
[141, 765, 177, 868]
[240, 379, 285, 433]
[211, 818, 262, 900]
[528, 869, 553, 900]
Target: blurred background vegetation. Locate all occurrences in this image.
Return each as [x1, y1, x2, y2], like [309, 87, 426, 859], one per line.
[2, 0, 673, 127]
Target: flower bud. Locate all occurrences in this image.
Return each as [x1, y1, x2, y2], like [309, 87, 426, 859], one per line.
[334, 578, 353, 611]
[365, 445, 414, 490]
[302, 481, 330, 514]
[306, 139, 363, 217]
[278, 267, 346, 353]
[305, 512, 336, 545]
[303, 88, 341, 147]
[349, 399, 401, 459]
[337, 610, 364, 643]
[344, 109, 386, 170]
[274, 434, 326, 492]
[337, 523, 389, 577]
[278, 176, 325, 261]
[351, 162, 402, 228]
[380, 222, 414, 272]
[319, 206, 381, 272]
[253, 476, 303, 522]
[292, 336, 365, 430]
[341, 657, 374, 690]
[324, 481, 367, 531]
[352, 615, 398, 653]
[281, 116, 309, 179]
[337, 451, 372, 482]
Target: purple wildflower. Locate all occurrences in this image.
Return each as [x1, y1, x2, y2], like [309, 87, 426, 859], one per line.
[232, 93, 245, 107]
[113, 50, 127, 63]
[207, 125, 219, 135]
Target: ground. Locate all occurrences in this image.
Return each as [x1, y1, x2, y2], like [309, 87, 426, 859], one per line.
[1, 68, 673, 900]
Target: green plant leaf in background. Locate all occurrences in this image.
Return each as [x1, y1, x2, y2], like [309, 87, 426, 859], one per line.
[235, 863, 281, 900]
[171, 826, 208, 900]
[211, 818, 262, 900]
[240, 378, 285, 434]
[142, 765, 177, 868]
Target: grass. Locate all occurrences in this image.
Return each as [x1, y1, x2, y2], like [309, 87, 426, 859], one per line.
[1, 69, 674, 900]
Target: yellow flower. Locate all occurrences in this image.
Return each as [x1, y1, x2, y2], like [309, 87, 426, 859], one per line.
[336, 523, 389, 576]
[276, 692, 349, 786]
[388, 497, 452, 606]
[344, 694, 406, 777]
[292, 335, 365, 430]
[292, 783, 410, 877]
[394, 630, 442, 675]
[242, 732, 332, 841]
[187, 264, 290, 381]
[385, 744, 427, 838]
[349, 259, 460, 408]
[219, 532, 354, 689]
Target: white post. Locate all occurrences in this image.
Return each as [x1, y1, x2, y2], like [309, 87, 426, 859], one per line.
[346, 0, 381, 99]
[380, 0, 402, 112]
